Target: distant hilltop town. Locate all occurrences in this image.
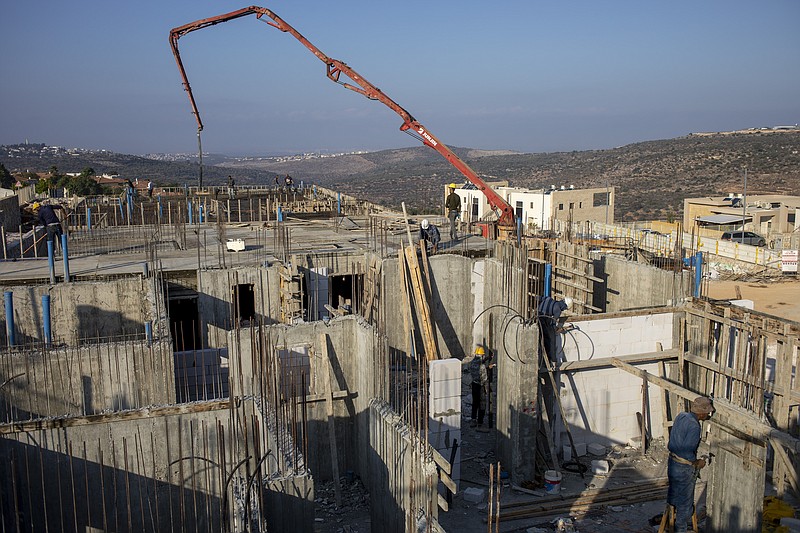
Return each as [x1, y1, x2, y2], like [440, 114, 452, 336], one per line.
[691, 125, 799, 137]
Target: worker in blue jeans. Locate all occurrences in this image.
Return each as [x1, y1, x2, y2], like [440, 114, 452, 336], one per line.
[667, 396, 713, 532]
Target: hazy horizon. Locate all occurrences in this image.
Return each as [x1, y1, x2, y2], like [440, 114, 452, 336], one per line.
[2, 1, 798, 156]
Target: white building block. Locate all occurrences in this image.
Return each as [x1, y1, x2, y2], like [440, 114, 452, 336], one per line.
[463, 487, 485, 503]
[588, 443, 606, 456]
[591, 460, 610, 475]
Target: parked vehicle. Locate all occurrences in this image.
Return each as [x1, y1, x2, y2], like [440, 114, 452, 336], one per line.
[721, 231, 767, 247]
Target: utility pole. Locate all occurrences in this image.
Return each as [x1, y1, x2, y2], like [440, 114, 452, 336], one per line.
[605, 181, 610, 226]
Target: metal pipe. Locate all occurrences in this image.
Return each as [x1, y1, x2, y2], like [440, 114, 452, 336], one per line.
[4, 291, 15, 346]
[544, 263, 552, 297]
[694, 251, 703, 297]
[42, 294, 52, 345]
[87, 206, 92, 231]
[48, 240, 56, 284]
[61, 234, 70, 282]
[145, 321, 153, 345]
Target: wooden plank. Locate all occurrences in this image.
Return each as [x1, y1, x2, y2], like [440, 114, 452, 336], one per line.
[437, 493, 449, 511]
[558, 349, 678, 372]
[439, 470, 457, 494]
[405, 246, 438, 361]
[770, 438, 800, 498]
[318, 332, 342, 507]
[0, 399, 234, 435]
[431, 446, 452, 476]
[610, 358, 800, 454]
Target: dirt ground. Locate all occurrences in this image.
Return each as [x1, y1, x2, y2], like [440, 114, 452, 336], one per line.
[706, 277, 800, 321]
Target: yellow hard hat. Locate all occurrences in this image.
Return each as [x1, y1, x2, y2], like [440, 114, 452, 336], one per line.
[448, 183, 457, 189]
[32, 202, 41, 210]
[475, 346, 485, 355]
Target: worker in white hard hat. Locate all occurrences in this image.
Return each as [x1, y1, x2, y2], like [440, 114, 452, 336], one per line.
[537, 294, 573, 364]
[419, 219, 441, 254]
[444, 183, 461, 242]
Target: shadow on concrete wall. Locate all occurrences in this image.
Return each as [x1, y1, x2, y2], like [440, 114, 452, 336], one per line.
[0, 439, 223, 532]
[427, 272, 464, 359]
[76, 305, 145, 342]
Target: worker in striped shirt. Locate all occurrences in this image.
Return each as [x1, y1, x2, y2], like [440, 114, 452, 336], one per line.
[537, 295, 572, 364]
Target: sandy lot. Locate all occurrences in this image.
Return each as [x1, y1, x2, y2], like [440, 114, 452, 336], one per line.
[706, 278, 800, 322]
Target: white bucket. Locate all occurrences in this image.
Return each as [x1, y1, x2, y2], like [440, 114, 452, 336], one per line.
[544, 470, 562, 494]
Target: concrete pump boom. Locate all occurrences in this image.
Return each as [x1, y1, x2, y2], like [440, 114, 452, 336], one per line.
[169, 5, 516, 232]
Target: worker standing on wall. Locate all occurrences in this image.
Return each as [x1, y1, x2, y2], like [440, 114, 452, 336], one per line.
[667, 396, 713, 533]
[445, 183, 461, 242]
[419, 219, 441, 255]
[469, 346, 494, 432]
[537, 295, 572, 364]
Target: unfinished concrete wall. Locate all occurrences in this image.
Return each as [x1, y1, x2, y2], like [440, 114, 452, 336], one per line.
[382, 254, 511, 360]
[197, 265, 281, 349]
[0, 195, 20, 233]
[368, 399, 438, 533]
[556, 312, 676, 448]
[496, 318, 540, 484]
[1, 277, 161, 346]
[598, 255, 692, 312]
[0, 338, 176, 421]
[228, 316, 378, 483]
[0, 401, 244, 532]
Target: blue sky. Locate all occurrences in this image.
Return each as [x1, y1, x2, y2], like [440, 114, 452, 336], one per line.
[1, 1, 798, 156]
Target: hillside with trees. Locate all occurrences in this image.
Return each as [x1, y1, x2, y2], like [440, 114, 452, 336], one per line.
[3, 131, 799, 221]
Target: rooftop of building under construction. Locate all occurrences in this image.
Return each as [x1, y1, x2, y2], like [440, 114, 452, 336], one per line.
[1, 185, 798, 533]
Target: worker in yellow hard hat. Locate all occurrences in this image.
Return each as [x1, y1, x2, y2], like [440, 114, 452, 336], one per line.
[445, 183, 461, 242]
[31, 202, 41, 211]
[468, 346, 493, 431]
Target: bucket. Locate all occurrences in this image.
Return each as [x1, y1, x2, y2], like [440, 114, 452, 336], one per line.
[544, 470, 562, 494]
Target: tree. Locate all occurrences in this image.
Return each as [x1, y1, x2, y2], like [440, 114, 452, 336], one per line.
[0, 163, 13, 188]
[68, 175, 102, 196]
[79, 167, 96, 178]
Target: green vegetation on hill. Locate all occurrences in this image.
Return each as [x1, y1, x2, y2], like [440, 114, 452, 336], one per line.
[3, 131, 799, 221]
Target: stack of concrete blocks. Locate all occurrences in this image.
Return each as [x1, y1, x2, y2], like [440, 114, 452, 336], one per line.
[557, 312, 675, 447]
[428, 359, 462, 492]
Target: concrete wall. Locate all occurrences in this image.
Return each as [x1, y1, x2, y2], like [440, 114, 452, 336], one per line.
[1, 277, 161, 346]
[383, 254, 511, 361]
[495, 318, 540, 484]
[197, 265, 281, 348]
[0, 338, 176, 422]
[368, 399, 438, 533]
[599, 255, 692, 312]
[0, 194, 20, 233]
[228, 316, 377, 483]
[556, 312, 676, 448]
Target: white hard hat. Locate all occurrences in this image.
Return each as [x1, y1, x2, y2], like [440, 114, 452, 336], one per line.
[563, 297, 573, 309]
[421, 219, 429, 229]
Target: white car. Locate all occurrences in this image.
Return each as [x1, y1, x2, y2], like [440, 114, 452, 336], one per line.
[226, 238, 245, 252]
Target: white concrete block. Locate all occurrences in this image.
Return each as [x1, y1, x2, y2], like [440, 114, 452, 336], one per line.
[429, 358, 461, 381]
[463, 487, 485, 503]
[588, 443, 606, 456]
[573, 442, 587, 457]
[432, 377, 461, 399]
[430, 395, 460, 415]
[591, 460, 610, 475]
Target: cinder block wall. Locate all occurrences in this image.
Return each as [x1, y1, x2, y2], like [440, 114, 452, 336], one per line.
[556, 312, 675, 447]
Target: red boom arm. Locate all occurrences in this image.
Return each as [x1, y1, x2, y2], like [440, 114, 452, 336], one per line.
[169, 5, 516, 229]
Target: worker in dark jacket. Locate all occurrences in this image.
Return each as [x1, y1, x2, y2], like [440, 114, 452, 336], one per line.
[667, 396, 713, 532]
[537, 295, 572, 364]
[444, 183, 461, 241]
[33, 202, 67, 249]
[419, 219, 441, 254]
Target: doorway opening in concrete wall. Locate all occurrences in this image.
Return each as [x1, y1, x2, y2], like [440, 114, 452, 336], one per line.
[232, 283, 255, 326]
[168, 296, 201, 351]
[330, 274, 363, 315]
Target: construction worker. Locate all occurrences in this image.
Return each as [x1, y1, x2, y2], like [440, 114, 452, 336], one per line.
[537, 295, 572, 364]
[667, 396, 713, 532]
[419, 219, 441, 254]
[33, 201, 67, 250]
[468, 346, 494, 432]
[445, 183, 461, 241]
